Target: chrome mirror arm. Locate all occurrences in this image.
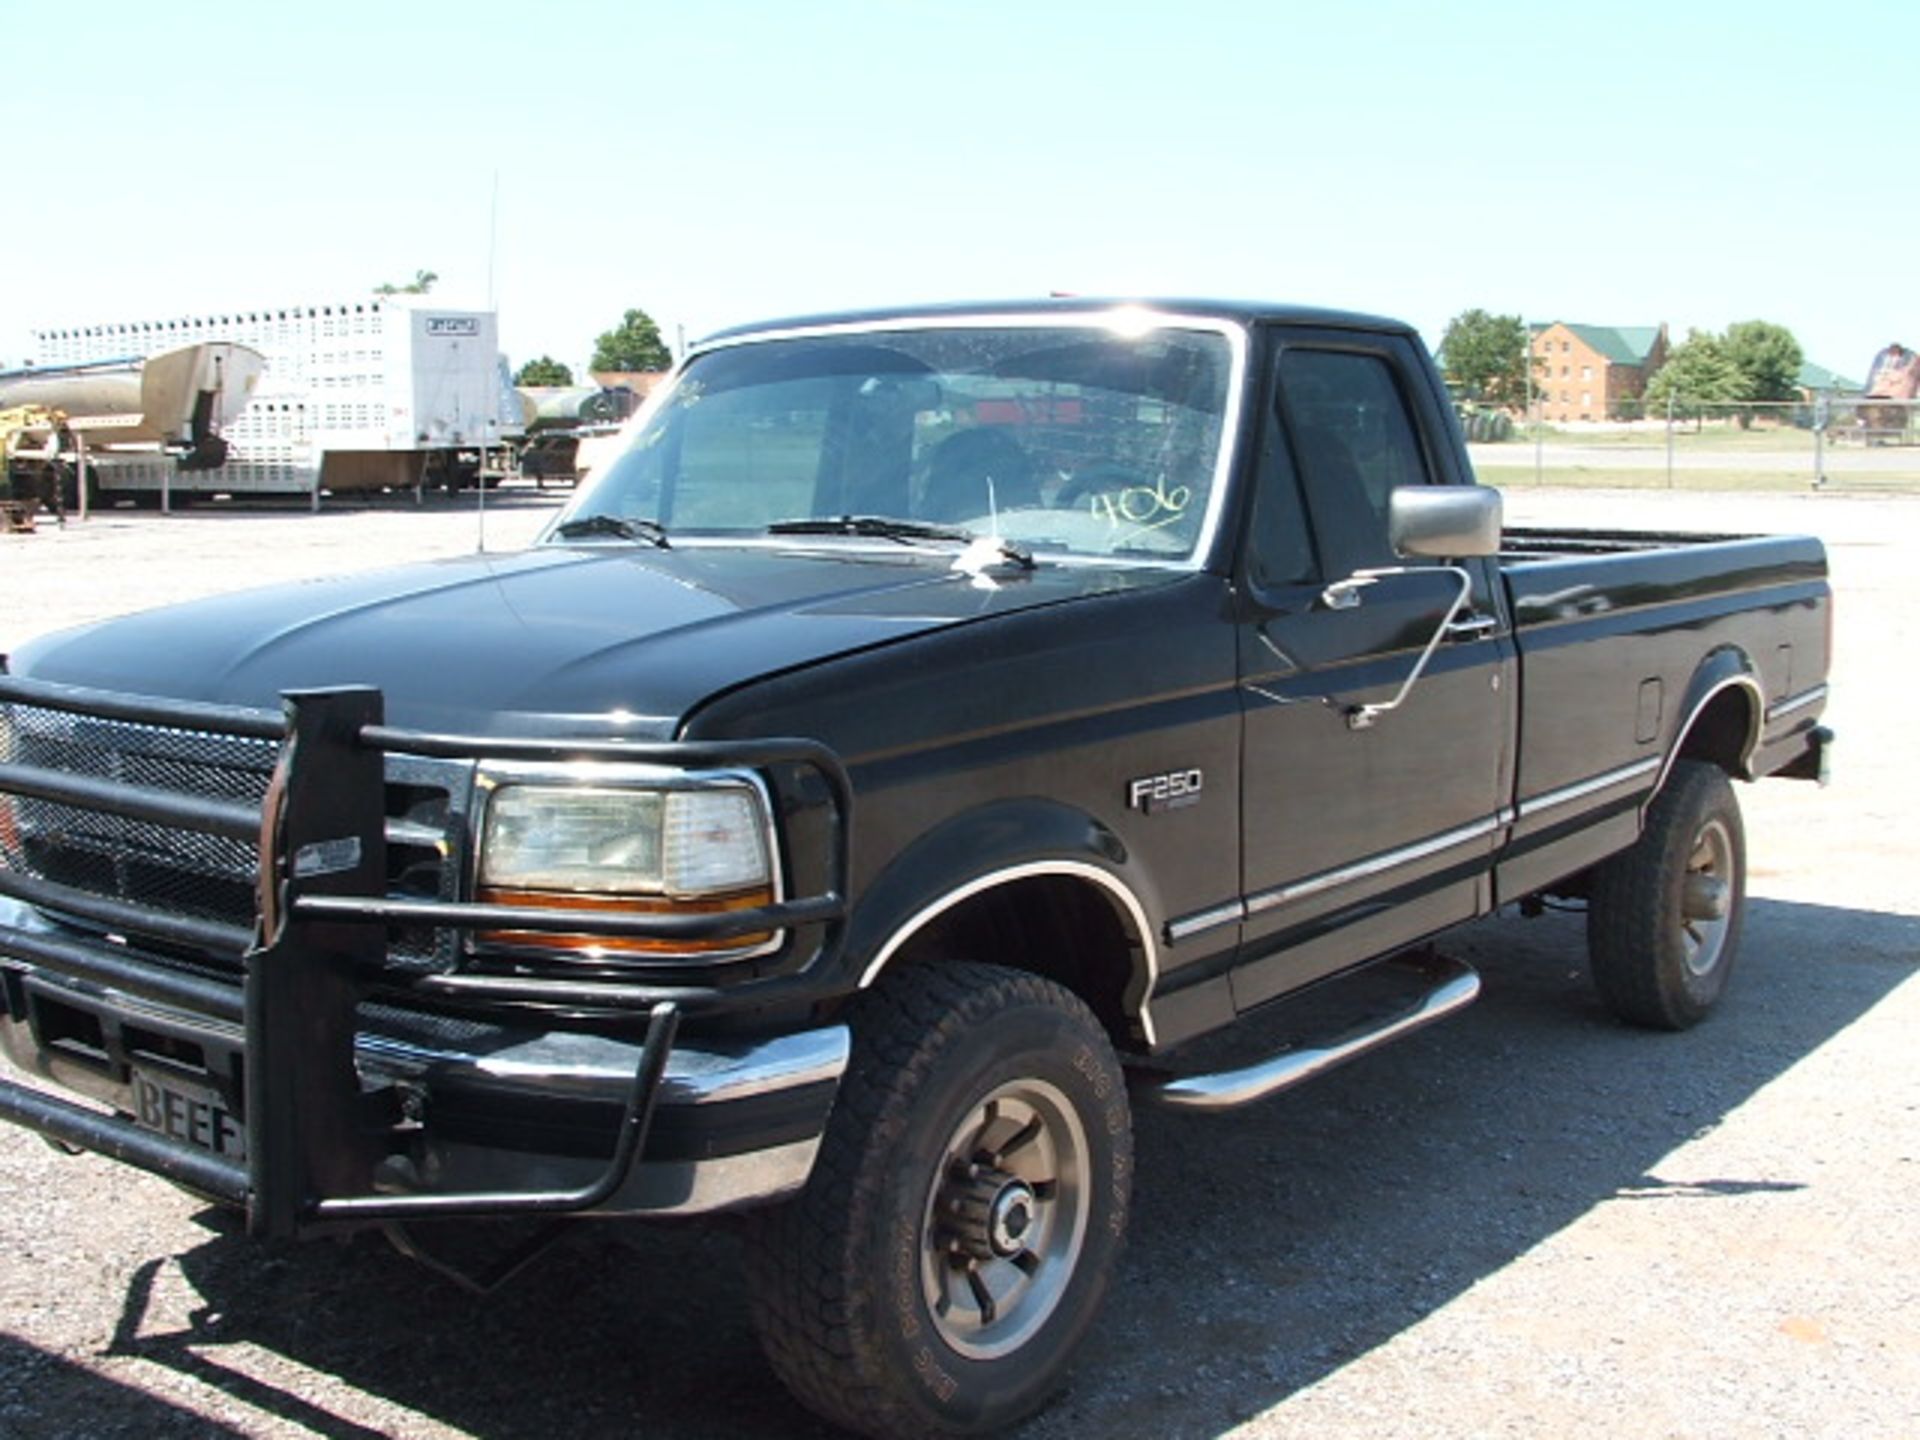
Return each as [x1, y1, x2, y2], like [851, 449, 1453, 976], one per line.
[1343, 565, 1476, 731]
[1319, 569, 1388, 611]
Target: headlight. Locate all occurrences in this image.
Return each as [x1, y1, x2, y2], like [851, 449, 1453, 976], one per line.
[480, 785, 770, 896]
[475, 773, 778, 960]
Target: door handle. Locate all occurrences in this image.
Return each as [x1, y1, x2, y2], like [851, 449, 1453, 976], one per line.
[1444, 613, 1499, 641]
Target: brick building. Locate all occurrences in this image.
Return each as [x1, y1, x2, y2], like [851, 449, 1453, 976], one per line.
[1531, 321, 1669, 422]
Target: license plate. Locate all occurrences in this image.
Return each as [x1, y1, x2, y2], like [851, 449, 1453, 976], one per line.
[130, 1067, 247, 1164]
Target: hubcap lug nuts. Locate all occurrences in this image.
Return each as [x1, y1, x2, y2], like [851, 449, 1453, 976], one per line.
[937, 1164, 1038, 1261]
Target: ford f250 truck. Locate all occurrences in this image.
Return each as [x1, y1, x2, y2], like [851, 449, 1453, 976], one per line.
[0, 300, 1831, 1438]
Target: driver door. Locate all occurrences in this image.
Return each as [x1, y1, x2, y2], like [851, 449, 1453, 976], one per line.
[1232, 332, 1515, 1011]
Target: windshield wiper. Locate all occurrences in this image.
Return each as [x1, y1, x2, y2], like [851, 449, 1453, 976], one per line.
[766, 515, 973, 544]
[554, 514, 670, 548]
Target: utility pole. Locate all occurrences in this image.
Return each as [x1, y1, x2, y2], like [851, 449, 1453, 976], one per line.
[1525, 323, 1543, 485]
[1666, 388, 1676, 489]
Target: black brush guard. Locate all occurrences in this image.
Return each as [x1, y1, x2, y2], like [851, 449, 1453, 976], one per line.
[0, 677, 850, 1238]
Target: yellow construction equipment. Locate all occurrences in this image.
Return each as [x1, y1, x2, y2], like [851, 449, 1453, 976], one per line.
[1, 405, 68, 530]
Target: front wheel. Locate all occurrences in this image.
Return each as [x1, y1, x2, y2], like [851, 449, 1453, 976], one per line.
[744, 960, 1132, 1438]
[1587, 759, 1747, 1029]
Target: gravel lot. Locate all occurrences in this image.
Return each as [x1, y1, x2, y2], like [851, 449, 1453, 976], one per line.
[0, 485, 1913, 1439]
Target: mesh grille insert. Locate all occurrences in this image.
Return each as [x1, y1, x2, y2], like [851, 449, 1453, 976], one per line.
[1, 704, 279, 936]
[1, 700, 465, 972]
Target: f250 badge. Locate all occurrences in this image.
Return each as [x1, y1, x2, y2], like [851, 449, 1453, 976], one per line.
[1128, 769, 1204, 814]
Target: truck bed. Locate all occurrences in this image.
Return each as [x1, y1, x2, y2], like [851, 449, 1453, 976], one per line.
[1497, 526, 1827, 607]
[1499, 524, 1757, 560]
[1489, 522, 1830, 902]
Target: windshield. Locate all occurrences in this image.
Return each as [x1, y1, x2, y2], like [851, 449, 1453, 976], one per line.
[557, 320, 1239, 562]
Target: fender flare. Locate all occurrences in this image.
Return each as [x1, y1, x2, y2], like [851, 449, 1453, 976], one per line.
[846, 798, 1164, 1045]
[1654, 646, 1764, 799]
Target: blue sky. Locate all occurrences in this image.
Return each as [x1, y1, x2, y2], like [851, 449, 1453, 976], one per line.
[5, 1, 1909, 379]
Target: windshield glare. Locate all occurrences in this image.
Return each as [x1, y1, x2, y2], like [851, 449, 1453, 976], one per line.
[563, 323, 1236, 562]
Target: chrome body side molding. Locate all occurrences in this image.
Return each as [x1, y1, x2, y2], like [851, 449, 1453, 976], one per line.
[1166, 900, 1247, 944]
[1244, 812, 1508, 917]
[1514, 757, 1660, 821]
[1765, 684, 1829, 724]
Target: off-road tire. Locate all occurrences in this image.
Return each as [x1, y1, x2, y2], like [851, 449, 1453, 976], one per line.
[1588, 760, 1747, 1029]
[743, 960, 1132, 1439]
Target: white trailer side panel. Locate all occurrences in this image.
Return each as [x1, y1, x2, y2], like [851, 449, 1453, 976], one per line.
[32, 300, 512, 496]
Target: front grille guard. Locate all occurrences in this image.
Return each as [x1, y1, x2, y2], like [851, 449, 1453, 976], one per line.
[0, 676, 852, 1237]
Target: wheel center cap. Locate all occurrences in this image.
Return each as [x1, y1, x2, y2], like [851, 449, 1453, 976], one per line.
[1683, 873, 1730, 921]
[988, 1180, 1037, 1256]
[942, 1165, 1040, 1260]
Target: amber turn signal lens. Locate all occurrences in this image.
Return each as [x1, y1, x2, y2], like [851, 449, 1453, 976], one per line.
[475, 885, 776, 957]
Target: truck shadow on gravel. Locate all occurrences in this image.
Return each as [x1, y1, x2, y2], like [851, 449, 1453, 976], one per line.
[0, 1331, 250, 1440]
[101, 897, 1916, 1440]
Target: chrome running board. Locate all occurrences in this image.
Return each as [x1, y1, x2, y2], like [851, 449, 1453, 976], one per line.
[1149, 953, 1481, 1112]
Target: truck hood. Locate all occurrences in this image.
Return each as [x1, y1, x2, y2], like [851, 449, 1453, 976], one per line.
[8, 542, 1175, 738]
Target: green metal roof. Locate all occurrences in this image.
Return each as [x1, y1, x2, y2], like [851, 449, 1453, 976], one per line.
[1797, 361, 1862, 393]
[1532, 321, 1664, 367]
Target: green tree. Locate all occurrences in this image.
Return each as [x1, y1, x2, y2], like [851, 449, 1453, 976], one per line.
[1645, 330, 1743, 419]
[514, 355, 574, 386]
[1439, 309, 1530, 407]
[1722, 320, 1804, 403]
[374, 269, 439, 296]
[590, 308, 673, 372]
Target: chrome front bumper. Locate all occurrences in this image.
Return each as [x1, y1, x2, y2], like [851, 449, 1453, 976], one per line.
[353, 1015, 849, 1216]
[0, 899, 848, 1220]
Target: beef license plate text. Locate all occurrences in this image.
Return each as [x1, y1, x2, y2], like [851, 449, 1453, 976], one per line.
[130, 1068, 247, 1162]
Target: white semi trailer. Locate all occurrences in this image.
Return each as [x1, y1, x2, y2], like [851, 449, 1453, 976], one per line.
[32, 299, 521, 501]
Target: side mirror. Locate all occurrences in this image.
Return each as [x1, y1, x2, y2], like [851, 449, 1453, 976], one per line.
[1388, 485, 1502, 559]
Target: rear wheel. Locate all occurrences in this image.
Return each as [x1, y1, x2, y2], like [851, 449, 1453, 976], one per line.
[1587, 760, 1746, 1029]
[744, 960, 1132, 1438]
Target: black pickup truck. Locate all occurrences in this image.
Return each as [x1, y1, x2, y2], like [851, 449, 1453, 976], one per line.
[0, 300, 1831, 1437]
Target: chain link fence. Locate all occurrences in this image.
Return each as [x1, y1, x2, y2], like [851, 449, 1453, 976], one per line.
[1463, 398, 1920, 492]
